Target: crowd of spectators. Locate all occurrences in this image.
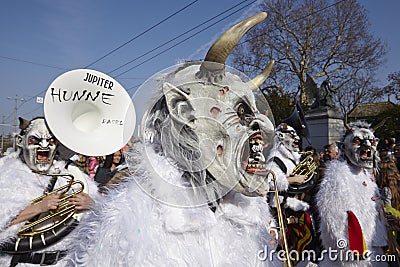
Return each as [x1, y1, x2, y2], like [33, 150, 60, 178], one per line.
[67, 138, 135, 194]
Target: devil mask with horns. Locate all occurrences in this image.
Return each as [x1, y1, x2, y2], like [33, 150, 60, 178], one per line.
[16, 117, 57, 173]
[341, 121, 379, 169]
[134, 12, 276, 200]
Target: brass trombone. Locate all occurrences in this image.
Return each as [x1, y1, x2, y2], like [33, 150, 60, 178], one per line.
[267, 170, 292, 267]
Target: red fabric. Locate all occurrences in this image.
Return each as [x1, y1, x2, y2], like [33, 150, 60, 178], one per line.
[347, 210, 366, 254]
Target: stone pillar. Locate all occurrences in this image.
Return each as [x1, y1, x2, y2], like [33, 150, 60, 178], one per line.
[304, 106, 344, 152]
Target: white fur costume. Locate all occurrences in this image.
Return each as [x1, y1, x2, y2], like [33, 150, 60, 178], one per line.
[0, 154, 99, 267]
[0, 150, 19, 167]
[67, 143, 281, 267]
[266, 143, 309, 211]
[316, 159, 388, 267]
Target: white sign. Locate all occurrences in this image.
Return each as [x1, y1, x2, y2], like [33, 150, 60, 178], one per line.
[36, 97, 44, 103]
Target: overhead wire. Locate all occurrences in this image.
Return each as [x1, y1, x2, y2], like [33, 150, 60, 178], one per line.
[114, 0, 257, 77]
[0, 55, 68, 71]
[108, 0, 252, 75]
[84, 0, 200, 68]
[3, 0, 345, 125]
[19, 105, 42, 118]
[3, 1, 201, 123]
[109, 0, 255, 97]
[112, 0, 346, 77]
[7, 0, 254, 120]
[119, 0, 257, 95]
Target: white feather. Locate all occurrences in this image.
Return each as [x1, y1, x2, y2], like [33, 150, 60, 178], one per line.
[66, 144, 282, 266]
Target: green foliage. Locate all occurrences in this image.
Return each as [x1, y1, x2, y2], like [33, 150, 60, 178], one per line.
[261, 87, 293, 125]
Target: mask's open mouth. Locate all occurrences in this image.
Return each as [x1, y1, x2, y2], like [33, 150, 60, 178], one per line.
[292, 140, 300, 149]
[241, 131, 268, 175]
[293, 139, 300, 149]
[36, 148, 50, 163]
[360, 146, 372, 161]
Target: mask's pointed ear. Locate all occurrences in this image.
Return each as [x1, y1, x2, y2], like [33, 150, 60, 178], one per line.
[163, 82, 195, 127]
[16, 134, 23, 148]
[16, 117, 30, 149]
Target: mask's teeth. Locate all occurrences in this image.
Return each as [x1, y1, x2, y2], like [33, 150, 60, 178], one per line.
[245, 132, 266, 173]
[36, 148, 50, 162]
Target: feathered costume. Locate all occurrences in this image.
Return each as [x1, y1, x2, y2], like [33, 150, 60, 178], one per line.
[68, 11, 283, 267]
[316, 159, 388, 267]
[67, 143, 280, 267]
[0, 154, 99, 266]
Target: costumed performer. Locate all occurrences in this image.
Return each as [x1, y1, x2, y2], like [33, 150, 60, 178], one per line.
[266, 111, 310, 212]
[67, 12, 283, 267]
[0, 117, 99, 266]
[316, 120, 388, 266]
[265, 103, 318, 266]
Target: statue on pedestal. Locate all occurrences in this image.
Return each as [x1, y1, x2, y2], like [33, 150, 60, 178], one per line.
[304, 74, 336, 110]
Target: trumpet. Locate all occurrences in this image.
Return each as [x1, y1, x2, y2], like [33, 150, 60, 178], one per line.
[267, 170, 292, 267]
[17, 172, 84, 238]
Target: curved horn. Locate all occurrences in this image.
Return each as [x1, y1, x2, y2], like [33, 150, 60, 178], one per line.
[18, 117, 30, 130]
[204, 12, 267, 64]
[246, 60, 275, 91]
[344, 114, 352, 131]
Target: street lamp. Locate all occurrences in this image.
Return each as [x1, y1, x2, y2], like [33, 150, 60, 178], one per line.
[7, 96, 25, 150]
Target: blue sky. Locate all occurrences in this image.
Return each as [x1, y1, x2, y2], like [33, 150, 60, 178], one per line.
[0, 0, 399, 135]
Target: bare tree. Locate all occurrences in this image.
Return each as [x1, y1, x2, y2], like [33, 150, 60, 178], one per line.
[386, 71, 400, 102]
[231, 0, 387, 116]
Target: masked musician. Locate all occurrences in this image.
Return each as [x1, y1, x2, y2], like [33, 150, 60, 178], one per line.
[267, 109, 316, 263]
[267, 122, 308, 204]
[316, 121, 388, 266]
[0, 117, 98, 266]
[67, 13, 283, 267]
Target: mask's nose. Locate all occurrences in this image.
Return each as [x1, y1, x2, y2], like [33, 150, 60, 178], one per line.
[362, 139, 371, 147]
[249, 120, 260, 131]
[39, 139, 49, 148]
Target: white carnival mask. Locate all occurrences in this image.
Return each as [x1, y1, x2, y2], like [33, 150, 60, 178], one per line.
[133, 13, 277, 203]
[138, 63, 275, 200]
[342, 121, 378, 169]
[275, 123, 300, 152]
[16, 118, 57, 172]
